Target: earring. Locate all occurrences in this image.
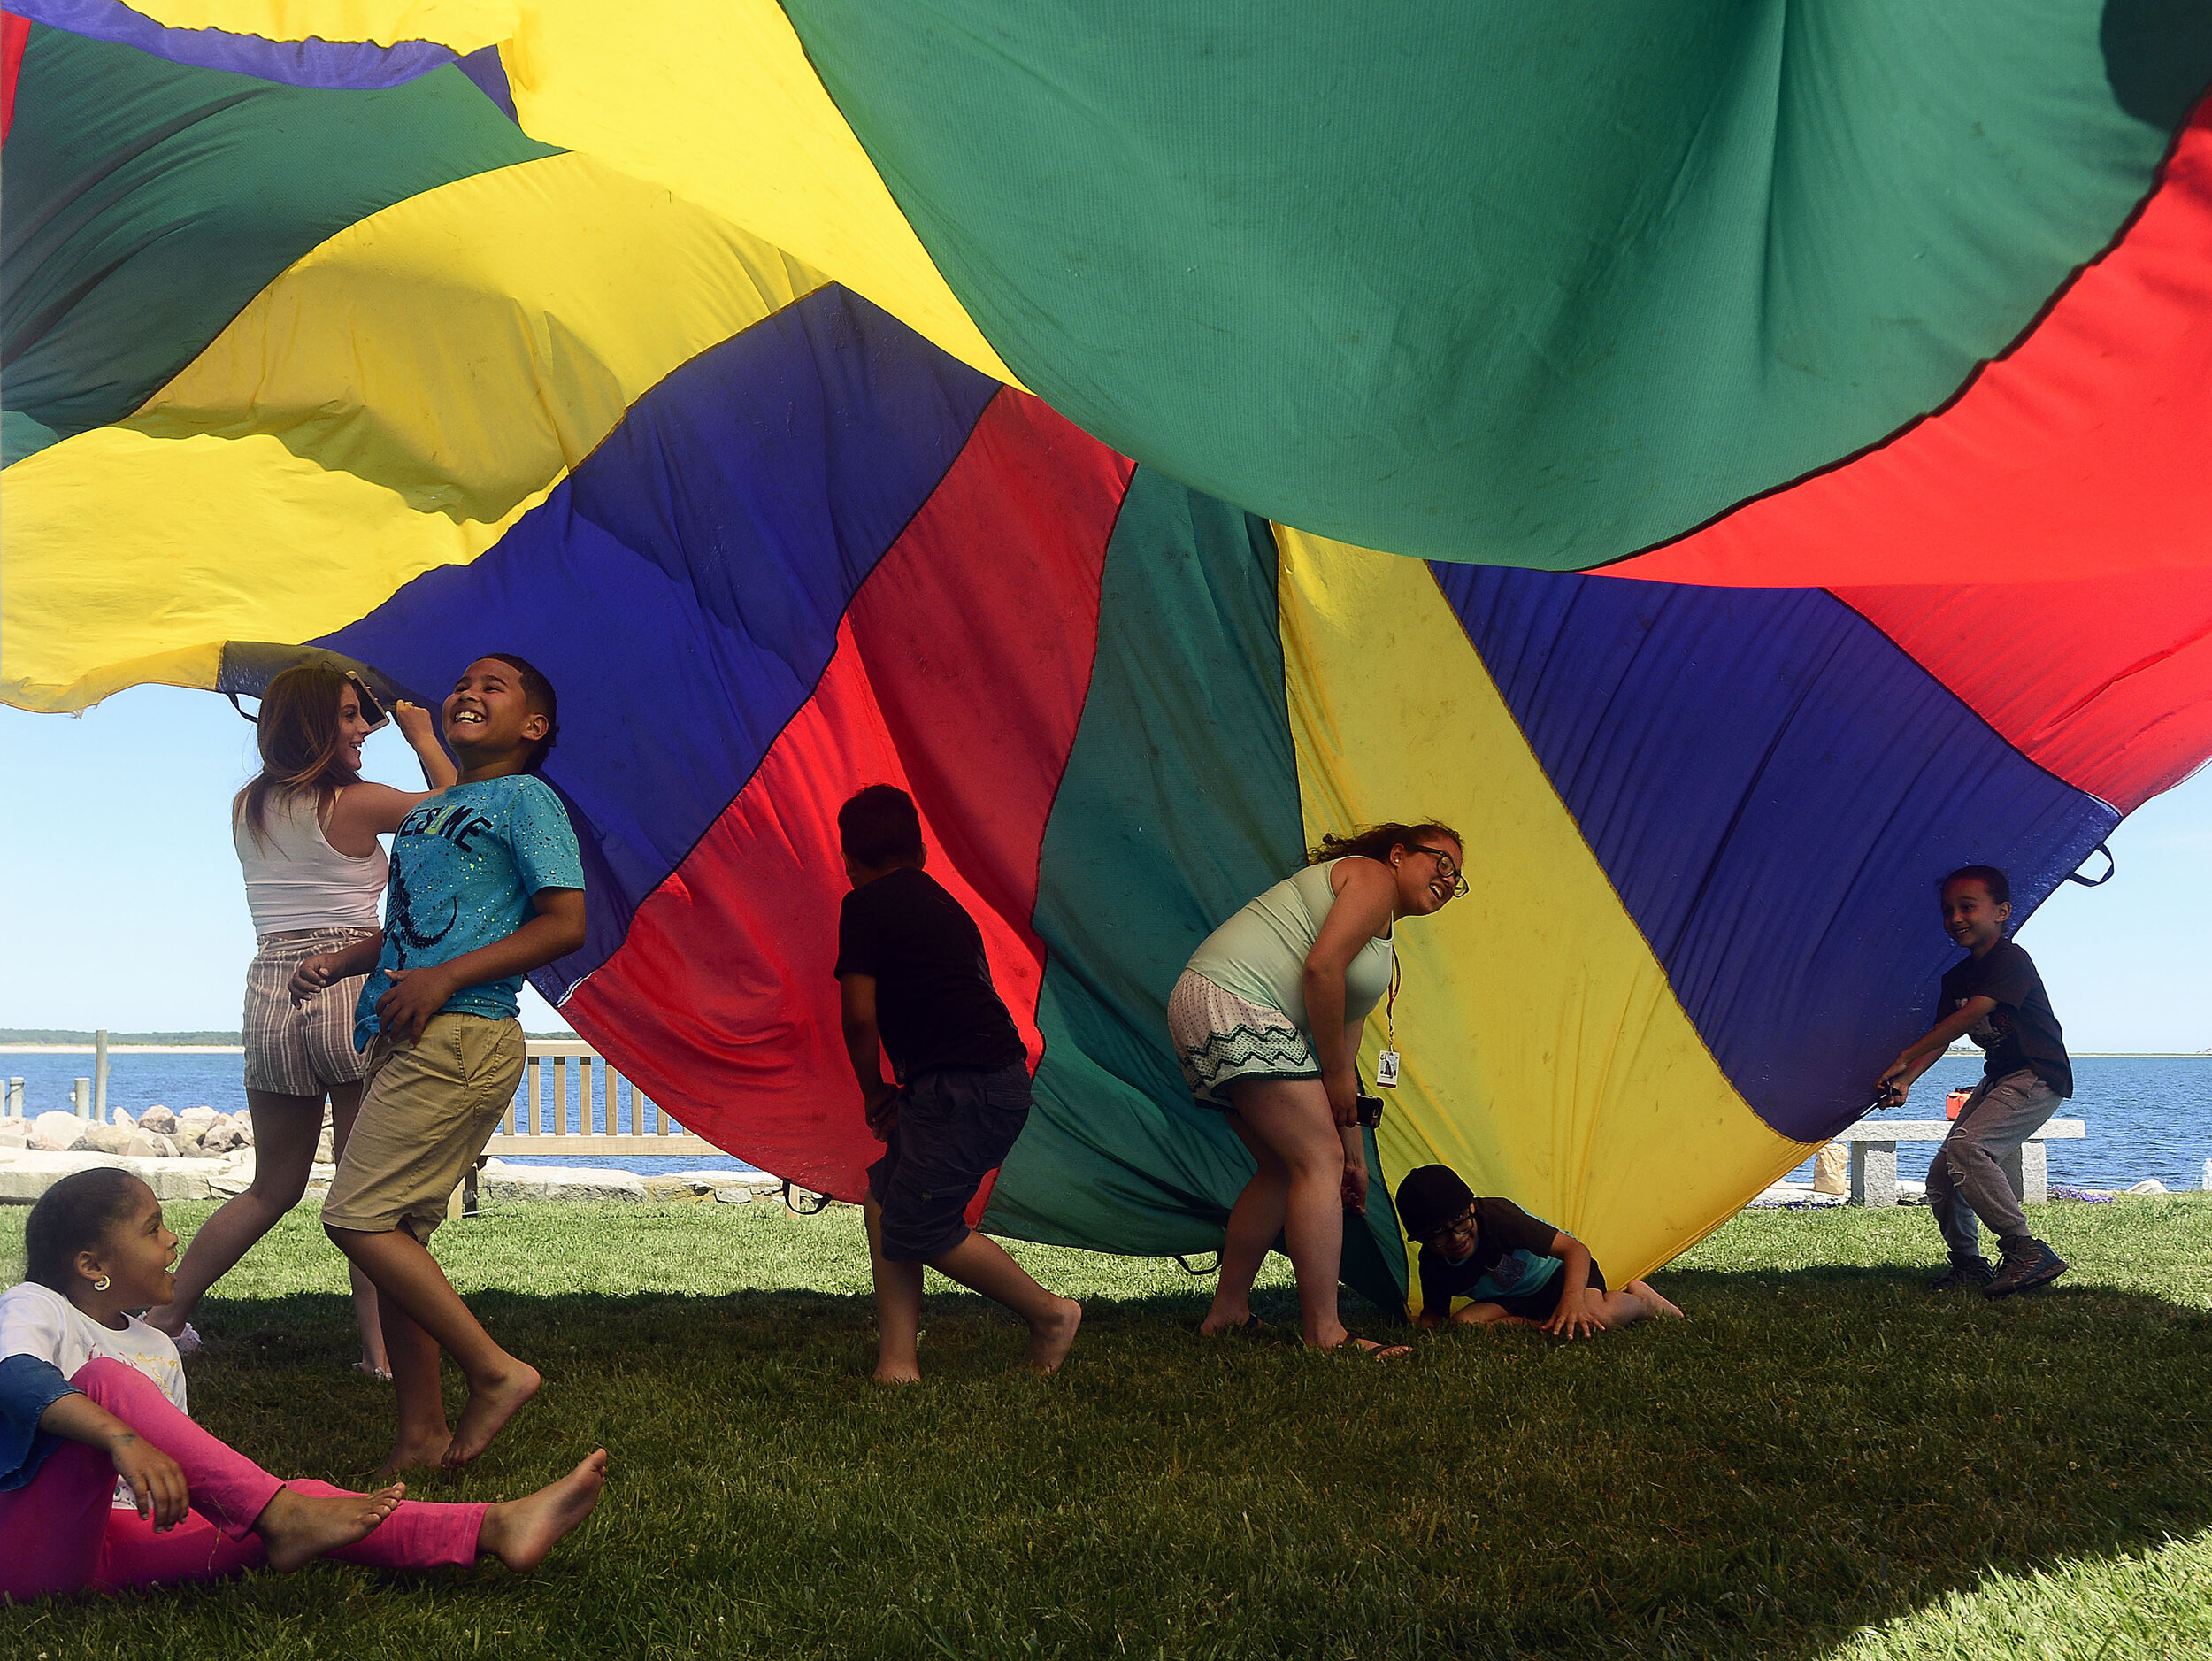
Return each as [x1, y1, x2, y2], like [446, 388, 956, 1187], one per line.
[93, 1274, 111, 1292]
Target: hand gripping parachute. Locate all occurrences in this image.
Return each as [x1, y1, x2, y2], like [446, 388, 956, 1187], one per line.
[4, 4, 2210, 1312]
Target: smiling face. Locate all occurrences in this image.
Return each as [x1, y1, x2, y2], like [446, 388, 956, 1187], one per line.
[1389, 835, 1466, 917]
[334, 683, 373, 773]
[78, 1180, 180, 1317]
[1940, 877, 2010, 957]
[443, 657, 548, 777]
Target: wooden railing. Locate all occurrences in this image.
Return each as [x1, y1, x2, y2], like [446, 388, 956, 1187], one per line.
[481, 1039, 720, 1159]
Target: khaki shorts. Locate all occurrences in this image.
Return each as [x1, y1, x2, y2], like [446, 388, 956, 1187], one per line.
[242, 928, 377, 1096]
[321, 1014, 523, 1242]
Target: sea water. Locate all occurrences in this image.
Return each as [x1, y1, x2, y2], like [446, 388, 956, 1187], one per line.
[4, 1049, 2209, 1191]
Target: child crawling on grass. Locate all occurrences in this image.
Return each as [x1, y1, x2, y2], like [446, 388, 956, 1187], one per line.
[1394, 1165, 1684, 1335]
[0, 1168, 604, 1601]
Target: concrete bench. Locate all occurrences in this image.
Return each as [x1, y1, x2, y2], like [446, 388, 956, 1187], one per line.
[1832, 1119, 2085, 1208]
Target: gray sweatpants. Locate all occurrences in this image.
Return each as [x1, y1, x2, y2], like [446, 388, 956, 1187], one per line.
[1925, 1067, 2060, 1262]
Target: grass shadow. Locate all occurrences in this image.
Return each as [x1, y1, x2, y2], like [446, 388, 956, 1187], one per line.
[4, 1198, 2207, 1657]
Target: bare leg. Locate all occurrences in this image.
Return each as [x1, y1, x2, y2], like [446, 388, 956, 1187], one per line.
[372, 1289, 451, 1474]
[1225, 1078, 1352, 1350]
[327, 1226, 537, 1470]
[146, 1090, 320, 1336]
[1586, 1288, 1658, 1330]
[475, 1450, 610, 1573]
[927, 1231, 1082, 1373]
[326, 1085, 389, 1377]
[1202, 1112, 1289, 1334]
[864, 1196, 926, 1383]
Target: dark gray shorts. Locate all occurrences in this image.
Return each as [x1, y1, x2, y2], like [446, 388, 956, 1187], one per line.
[868, 1060, 1032, 1263]
[1486, 1262, 1607, 1321]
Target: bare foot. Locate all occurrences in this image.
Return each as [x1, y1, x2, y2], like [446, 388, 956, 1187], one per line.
[444, 1362, 541, 1468]
[477, 1450, 608, 1573]
[872, 1358, 923, 1384]
[256, 1482, 404, 1573]
[1197, 1308, 1254, 1336]
[1337, 1337, 1413, 1361]
[1630, 1280, 1686, 1319]
[377, 1433, 452, 1478]
[1024, 1296, 1082, 1373]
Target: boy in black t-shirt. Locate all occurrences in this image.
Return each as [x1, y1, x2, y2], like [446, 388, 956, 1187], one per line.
[1394, 1165, 1683, 1334]
[832, 785, 1080, 1382]
[1877, 865, 2072, 1297]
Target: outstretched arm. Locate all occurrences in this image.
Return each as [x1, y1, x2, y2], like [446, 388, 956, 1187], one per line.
[1539, 1232, 1599, 1340]
[392, 700, 459, 791]
[1878, 996, 1996, 1099]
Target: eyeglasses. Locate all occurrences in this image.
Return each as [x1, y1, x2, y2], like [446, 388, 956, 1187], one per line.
[1404, 845, 1469, 899]
[1425, 1204, 1479, 1244]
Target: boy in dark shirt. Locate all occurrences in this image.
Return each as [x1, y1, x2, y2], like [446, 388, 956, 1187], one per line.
[1877, 865, 2072, 1297]
[833, 786, 1080, 1382]
[1394, 1165, 1682, 1334]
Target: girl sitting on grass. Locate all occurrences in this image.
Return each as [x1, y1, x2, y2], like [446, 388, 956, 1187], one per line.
[0, 1168, 606, 1601]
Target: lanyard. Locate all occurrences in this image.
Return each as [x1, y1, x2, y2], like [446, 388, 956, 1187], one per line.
[1386, 951, 1401, 1052]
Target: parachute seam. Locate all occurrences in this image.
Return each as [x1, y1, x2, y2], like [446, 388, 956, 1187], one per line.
[1583, 76, 2212, 579]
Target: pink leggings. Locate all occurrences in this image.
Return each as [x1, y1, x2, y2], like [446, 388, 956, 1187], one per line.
[0, 1359, 486, 1600]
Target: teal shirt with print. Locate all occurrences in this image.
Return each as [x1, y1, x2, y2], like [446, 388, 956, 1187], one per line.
[354, 775, 585, 1048]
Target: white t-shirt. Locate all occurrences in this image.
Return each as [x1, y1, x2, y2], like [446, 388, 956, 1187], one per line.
[0, 1281, 188, 1506]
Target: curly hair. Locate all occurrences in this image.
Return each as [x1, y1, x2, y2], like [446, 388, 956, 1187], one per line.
[25, 1167, 145, 1293]
[1307, 820, 1463, 867]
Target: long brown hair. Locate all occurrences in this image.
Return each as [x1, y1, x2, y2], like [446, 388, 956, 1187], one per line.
[235, 663, 364, 847]
[1307, 820, 1463, 866]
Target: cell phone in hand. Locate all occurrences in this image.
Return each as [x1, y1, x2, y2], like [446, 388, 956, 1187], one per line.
[344, 671, 391, 732]
[1355, 1092, 1385, 1129]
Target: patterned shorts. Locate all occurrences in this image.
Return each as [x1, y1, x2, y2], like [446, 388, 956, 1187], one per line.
[1167, 969, 1318, 1110]
[242, 928, 376, 1096]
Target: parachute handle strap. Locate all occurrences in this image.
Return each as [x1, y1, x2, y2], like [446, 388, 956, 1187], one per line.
[1172, 1252, 1221, 1276]
[781, 1180, 833, 1217]
[2064, 843, 2115, 888]
[226, 693, 258, 724]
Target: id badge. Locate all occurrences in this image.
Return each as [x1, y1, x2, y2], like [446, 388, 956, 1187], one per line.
[1374, 1050, 1401, 1088]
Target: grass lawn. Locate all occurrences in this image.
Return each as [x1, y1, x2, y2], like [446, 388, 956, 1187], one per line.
[3, 1192, 2208, 1659]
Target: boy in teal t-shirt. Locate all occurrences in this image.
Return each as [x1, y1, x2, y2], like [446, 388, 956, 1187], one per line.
[303, 654, 586, 1478]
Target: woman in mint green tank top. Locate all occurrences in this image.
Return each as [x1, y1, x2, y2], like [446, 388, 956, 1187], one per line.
[1168, 820, 1465, 1354]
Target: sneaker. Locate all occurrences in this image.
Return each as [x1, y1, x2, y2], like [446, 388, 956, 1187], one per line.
[1929, 1259, 1994, 1292]
[1984, 1241, 2069, 1298]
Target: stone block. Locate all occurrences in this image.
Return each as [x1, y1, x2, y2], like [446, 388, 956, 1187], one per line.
[0, 1149, 225, 1202]
[32, 1111, 84, 1153]
[0, 1119, 26, 1150]
[138, 1104, 178, 1134]
[478, 1159, 646, 1203]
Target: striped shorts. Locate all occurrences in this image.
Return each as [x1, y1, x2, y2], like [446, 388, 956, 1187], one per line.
[1167, 969, 1319, 1110]
[242, 927, 377, 1096]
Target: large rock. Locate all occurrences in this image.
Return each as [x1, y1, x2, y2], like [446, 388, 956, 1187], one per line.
[0, 1119, 26, 1150]
[136, 1132, 180, 1159]
[138, 1105, 178, 1134]
[199, 1120, 250, 1155]
[71, 1123, 136, 1156]
[479, 1159, 646, 1203]
[176, 1107, 220, 1138]
[31, 1111, 83, 1152]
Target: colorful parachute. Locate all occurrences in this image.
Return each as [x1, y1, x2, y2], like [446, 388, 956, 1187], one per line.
[5, 5, 2211, 1312]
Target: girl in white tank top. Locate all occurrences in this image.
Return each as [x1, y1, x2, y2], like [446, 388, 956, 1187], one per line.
[146, 664, 456, 1375]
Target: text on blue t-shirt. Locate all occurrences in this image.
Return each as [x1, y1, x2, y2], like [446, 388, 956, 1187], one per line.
[354, 775, 584, 1048]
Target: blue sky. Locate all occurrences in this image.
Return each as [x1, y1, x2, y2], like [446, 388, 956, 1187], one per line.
[4, 685, 2208, 1049]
